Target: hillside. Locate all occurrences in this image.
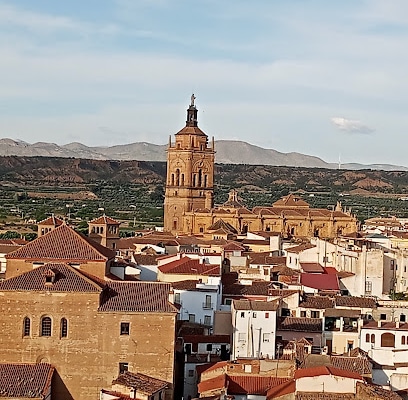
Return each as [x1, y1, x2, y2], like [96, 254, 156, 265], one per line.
[0, 138, 406, 171]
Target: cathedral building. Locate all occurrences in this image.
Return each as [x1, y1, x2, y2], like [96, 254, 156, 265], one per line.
[164, 97, 358, 238]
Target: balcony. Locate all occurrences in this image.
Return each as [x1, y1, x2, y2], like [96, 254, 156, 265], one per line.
[202, 302, 214, 310]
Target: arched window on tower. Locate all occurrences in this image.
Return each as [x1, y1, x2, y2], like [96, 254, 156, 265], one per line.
[40, 316, 52, 337]
[193, 174, 196, 187]
[171, 174, 175, 186]
[176, 169, 180, 186]
[198, 169, 202, 187]
[181, 174, 185, 186]
[204, 175, 208, 187]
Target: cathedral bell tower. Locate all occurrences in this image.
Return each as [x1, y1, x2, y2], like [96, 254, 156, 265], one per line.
[164, 95, 215, 234]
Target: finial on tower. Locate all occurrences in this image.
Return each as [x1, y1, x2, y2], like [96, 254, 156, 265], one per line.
[190, 93, 196, 107]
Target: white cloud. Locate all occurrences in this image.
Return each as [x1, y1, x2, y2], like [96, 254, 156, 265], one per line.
[331, 117, 374, 134]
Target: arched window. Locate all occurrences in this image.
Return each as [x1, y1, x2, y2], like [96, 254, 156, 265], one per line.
[365, 333, 370, 343]
[198, 169, 202, 187]
[401, 314, 406, 322]
[175, 169, 180, 186]
[61, 318, 68, 338]
[381, 332, 395, 348]
[40, 316, 52, 337]
[204, 175, 208, 187]
[181, 174, 184, 186]
[171, 173, 174, 186]
[23, 317, 31, 337]
[371, 334, 375, 344]
[192, 174, 196, 187]
[402, 336, 406, 345]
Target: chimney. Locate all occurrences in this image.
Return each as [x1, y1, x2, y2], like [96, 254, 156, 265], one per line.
[396, 318, 400, 329]
[377, 320, 382, 328]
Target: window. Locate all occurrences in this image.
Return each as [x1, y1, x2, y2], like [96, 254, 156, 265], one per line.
[120, 322, 130, 335]
[281, 308, 290, 317]
[311, 310, 319, 318]
[402, 336, 406, 345]
[119, 363, 128, 374]
[381, 332, 395, 348]
[300, 311, 306, 318]
[204, 316, 211, 326]
[253, 312, 257, 318]
[206, 344, 213, 351]
[225, 299, 232, 306]
[365, 281, 372, 294]
[371, 334, 375, 344]
[188, 314, 195, 323]
[40, 316, 52, 337]
[263, 333, 270, 342]
[380, 314, 387, 320]
[60, 318, 68, 338]
[23, 317, 30, 337]
[365, 333, 370, 343]
[174, 293, 181, 304]
[238, 333, 246, 341]
[241, 312, 245, 318]
[188, 369, 194, 377]
[401, 314, 406, 322]
[265, 312, 269, 319]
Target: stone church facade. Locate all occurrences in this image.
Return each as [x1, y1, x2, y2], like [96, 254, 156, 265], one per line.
[164, 97, 358, 238]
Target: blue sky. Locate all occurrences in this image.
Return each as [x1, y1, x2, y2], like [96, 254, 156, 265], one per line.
[1, 0, 408, 166]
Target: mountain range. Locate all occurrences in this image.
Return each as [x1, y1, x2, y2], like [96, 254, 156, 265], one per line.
[0, 138, 405, 171]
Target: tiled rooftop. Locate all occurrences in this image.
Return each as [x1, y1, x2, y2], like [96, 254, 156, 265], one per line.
[330, 356, 372, 375]
[0, 263, 104, 292]
[99, 281, 177, 313]
[334, 296, 376, 309]
[227, 376, 288, 395]
[112, 371, 168, 394]
[294, 366, 363, 380]
[300, 273, 340, 291]
[38, 215, 64, 226]
[277, 317, 322, 332]
[0, 363, 54, 398]
[90, 215, 120, 225]
[223, 281, 271, 297]
[233, 299, 279, 311]
[7, 224, 115, 261]
[300, 295, 334, 309]
[158, 257, 220, 276]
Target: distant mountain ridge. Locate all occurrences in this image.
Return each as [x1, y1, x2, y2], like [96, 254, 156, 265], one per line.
[0, 138, 405, 171]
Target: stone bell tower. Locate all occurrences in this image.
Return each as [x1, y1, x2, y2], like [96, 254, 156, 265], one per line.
[164, 95, 215, 234]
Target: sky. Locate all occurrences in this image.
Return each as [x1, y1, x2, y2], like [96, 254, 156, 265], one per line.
[1, 1, 408, 166]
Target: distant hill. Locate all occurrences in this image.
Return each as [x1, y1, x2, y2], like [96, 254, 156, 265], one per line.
[0, 138, 406, 171]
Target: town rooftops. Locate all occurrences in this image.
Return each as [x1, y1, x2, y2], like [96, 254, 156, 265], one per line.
[233, 299, 279, 311]
[294, 365, 363, 380]
[171, 280, 218, 292]
[99, 281, 177, 313]
[112, 371, 168, 395]
[300, 273, 340, 291]
[0, 363, 54, 399]
[6, 224, 115, 261]
[278, 317, 322, 332]
[158, 256, 220, 276]
[286, 243, 316, 254]
[0, 263, 104, 292]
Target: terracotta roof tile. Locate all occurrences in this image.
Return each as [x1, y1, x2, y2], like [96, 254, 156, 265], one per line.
[335, 296, 376, 309]
[301, 263, 325, 273]
[0, 263, 104, 292]
[294, 366, 363, 380]
[278, 317, 322, 332]
[300, 273, 340, 291]
[227, 376, 287, 395]
[133, 254, 159, 265]
[330, 356, 372, 375]
[223, 281, 271, 297]
[300, 295, 334, 309]
[233, 299, 279, 311]
[99, 281, 177, 313]
[112, 371, 168, 394]
[101, 389, 133, 400]
[266, 379, 295, 399]
[0, 363, 54, 398]
[90, 215, 120, 225]
[198, 374, 226, 394]
[286, 243, 315, 254]
[356, 382, 403, 400]
[6, 224, 115, 261]
[38, 215, 64, 226]
[158, 257, 220, 276]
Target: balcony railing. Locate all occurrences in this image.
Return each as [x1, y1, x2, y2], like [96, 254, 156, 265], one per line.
[202, 302, 214, 309]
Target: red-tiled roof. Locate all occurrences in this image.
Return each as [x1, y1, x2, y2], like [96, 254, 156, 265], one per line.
[101, 389, 133, 400]
[363, 320, 408, 331]
[38, 215, 64, 226]
[172, 280, 218, 292]
[0, 363, 54, 398]
[198, 374, 226, 394]
[301, 263, 325, 273]
[266, 379, 295, 399]
[0, 263, 104, 292]
[227, 376, 288, 395]
[158, 257, 220, 276]
[272, 194, 310, 208]
[90, 215, 120, 225]
[330, 356, 372, 375]
[6, 224, 115, 261]
[223, 241, 246, 251]
[294, 366, 363, 380]
[223, 281, 271, 297]
[278, 317, 322, 332]
[300, 273, 339, 291]
[286, 243, 315, 254]
[233, 299, 279, 311]
[99, 281, 177, 313]
[133, 254, 160, 265]
[335, 296, 376, 309]
[300, 295, 334, 310]
[196, 362, 228, 377]
[112, 371, 168, 394]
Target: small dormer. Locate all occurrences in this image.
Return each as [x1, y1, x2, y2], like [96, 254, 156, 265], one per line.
[42, 268, 58, 285]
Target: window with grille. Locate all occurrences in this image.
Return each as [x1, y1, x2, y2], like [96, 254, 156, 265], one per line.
[23, 317, 30, 337]
[120, 322, 130, 335]
[61, 318, 68, 338]
[41, 317, 52, 336]
[119, 363, 128, 374]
